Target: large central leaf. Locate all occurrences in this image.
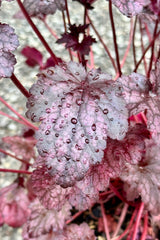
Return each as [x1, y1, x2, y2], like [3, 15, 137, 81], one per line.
[26, 61, 128, 187]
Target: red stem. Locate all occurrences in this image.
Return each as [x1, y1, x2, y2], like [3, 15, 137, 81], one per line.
[133, 30, 160, 72]
[0, 96, 38, 131]
[132, 202, 144, 240]
[147, 19, 159, 78]
[66, 210, 84, 225]
[108, 0, 122, 77]
[140, 213, 148, 240]
[115, 208, 137, 240]
[16, 0, 58, 65]
[0, 110, 29, 126]
[0, 168, 32, 174]
[64, 0, 71, 25]
[132, 16, 137, 68]
[87, 13, 117, 72]
[101, 203, 111, 240]
[139, 18, 148, 75]
[10, 73, 30, 98]
[0, 148, 32, 166]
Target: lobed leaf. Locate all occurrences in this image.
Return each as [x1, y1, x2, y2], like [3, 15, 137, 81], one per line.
[0, 182, 30, 227]
[0, 51, 16, 77]
[23, 198, 71, 238]
[110, 0, 150, 17]
[120, 140, 160, 215]
[26, 61, 128, 187]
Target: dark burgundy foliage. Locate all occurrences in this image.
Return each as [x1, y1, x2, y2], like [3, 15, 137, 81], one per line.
[56, 24, 96, 56]
[72, 0, 97, 9]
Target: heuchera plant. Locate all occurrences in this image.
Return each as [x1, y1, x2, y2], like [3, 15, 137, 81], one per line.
[0, 0, 160, 239]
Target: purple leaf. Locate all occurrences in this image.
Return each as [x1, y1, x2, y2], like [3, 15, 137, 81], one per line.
[72, 0, 97, 10]
[121, 140, 160, 215]
[0, 51, 16, 78]
[104, 124, 150, 178]
[22, 198, 71, 238]
[26, 62, 128, 187]
[22, 0, 57, 18]
[0, 23, 19, 52]
[21, 46, 43, 68]
[0, 182, 30, 227]
[110, 0, 150, 17]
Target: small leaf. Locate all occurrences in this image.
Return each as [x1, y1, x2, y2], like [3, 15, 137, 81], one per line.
[110, 0, 150, 17]
[21, 46, 43, 68]
[22, 198, 71, 238]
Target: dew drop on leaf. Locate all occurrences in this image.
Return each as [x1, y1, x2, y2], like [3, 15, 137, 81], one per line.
[44, 101, 48, 105]
[76, 99, 83, 106]
[72, 128, 76, 133]
[40, 89, 44, 95]
[66, 103, 71, 108]
[81, 134, 84, 137]
[103, 109, 108, 114]
[66, 139, 71, 144]
[55, 133, 59, 137]
[91, 123, 96, 131]
[71, 118, 77, 124]
[46, 108, 51, 114]
[45, 130, 50, 135]
[85, 139, 89, 144]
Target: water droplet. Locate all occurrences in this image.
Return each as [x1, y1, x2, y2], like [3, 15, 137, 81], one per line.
[47, 166, 52, 170]
[81, 134, 84, 137]
[57, 159, 61, 162]
[85, 139, 89, 144]
[45, 130, 50, 135]
[44, 101, 48, 105]
[95, 136, 98, 140]
[64, 114, 68, 118]
[72, 128, 76, 134]
[46, 108, 51, 114]
[76, 99, 83, 106]
[103, 109, 108, 114]
[75, 144, 82, 150]
[31, 113, 36, 121]
[47, 125, 51, 129]
[110, 118, 113, 121]
[95, 108, 99, 112]
[91, 123, 96, 131]
[75, 72, 80, 75]
[95, 149, 99, 153]
[58, 105, 62, 109]
[39, 117, 44, 121]
[39, 137, 43, 141]
[47, 69, 54, 75]
[65, 154, 71, 161]
[66, 103, 71, 108]
[93, 75, 99, 81]
[88, 71, 93, 76]
[61, 97, 65, 102]
[59, 124, 63, 129]
[71, 118, 77, 124]
[55, 133, 59, 137]
[66, 139, 71, 144]
[51, 118, 56, 123]
[30, 102, 35, 106]
[40, 89, 44, 95]
[76, 159, 80, 162]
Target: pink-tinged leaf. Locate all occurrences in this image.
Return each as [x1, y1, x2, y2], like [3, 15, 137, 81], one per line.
[0, 23, 19, 52]
[23, 198, 71, 238]
[26, 61, 128, 187]
[43, 56, 63, 70]
[22, 0, 57, 18]
[118, 72, 160, 139]
[104, 124, 150, 178]
[0, 51, 16, 77]
[0, 182, 30, 227]
[150, 60, 160, 96]
[110, 0, 150, 17]
[64, 222, 96, 240]
[23, 222, 96, 240]
[121, 140, 160, 215]
[31, 165, 73, 210]
[32, 156, 109, 211]
[69, 162, 110, 210]
[21, 46, 43, 68]
[3, 135, 37, 161]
